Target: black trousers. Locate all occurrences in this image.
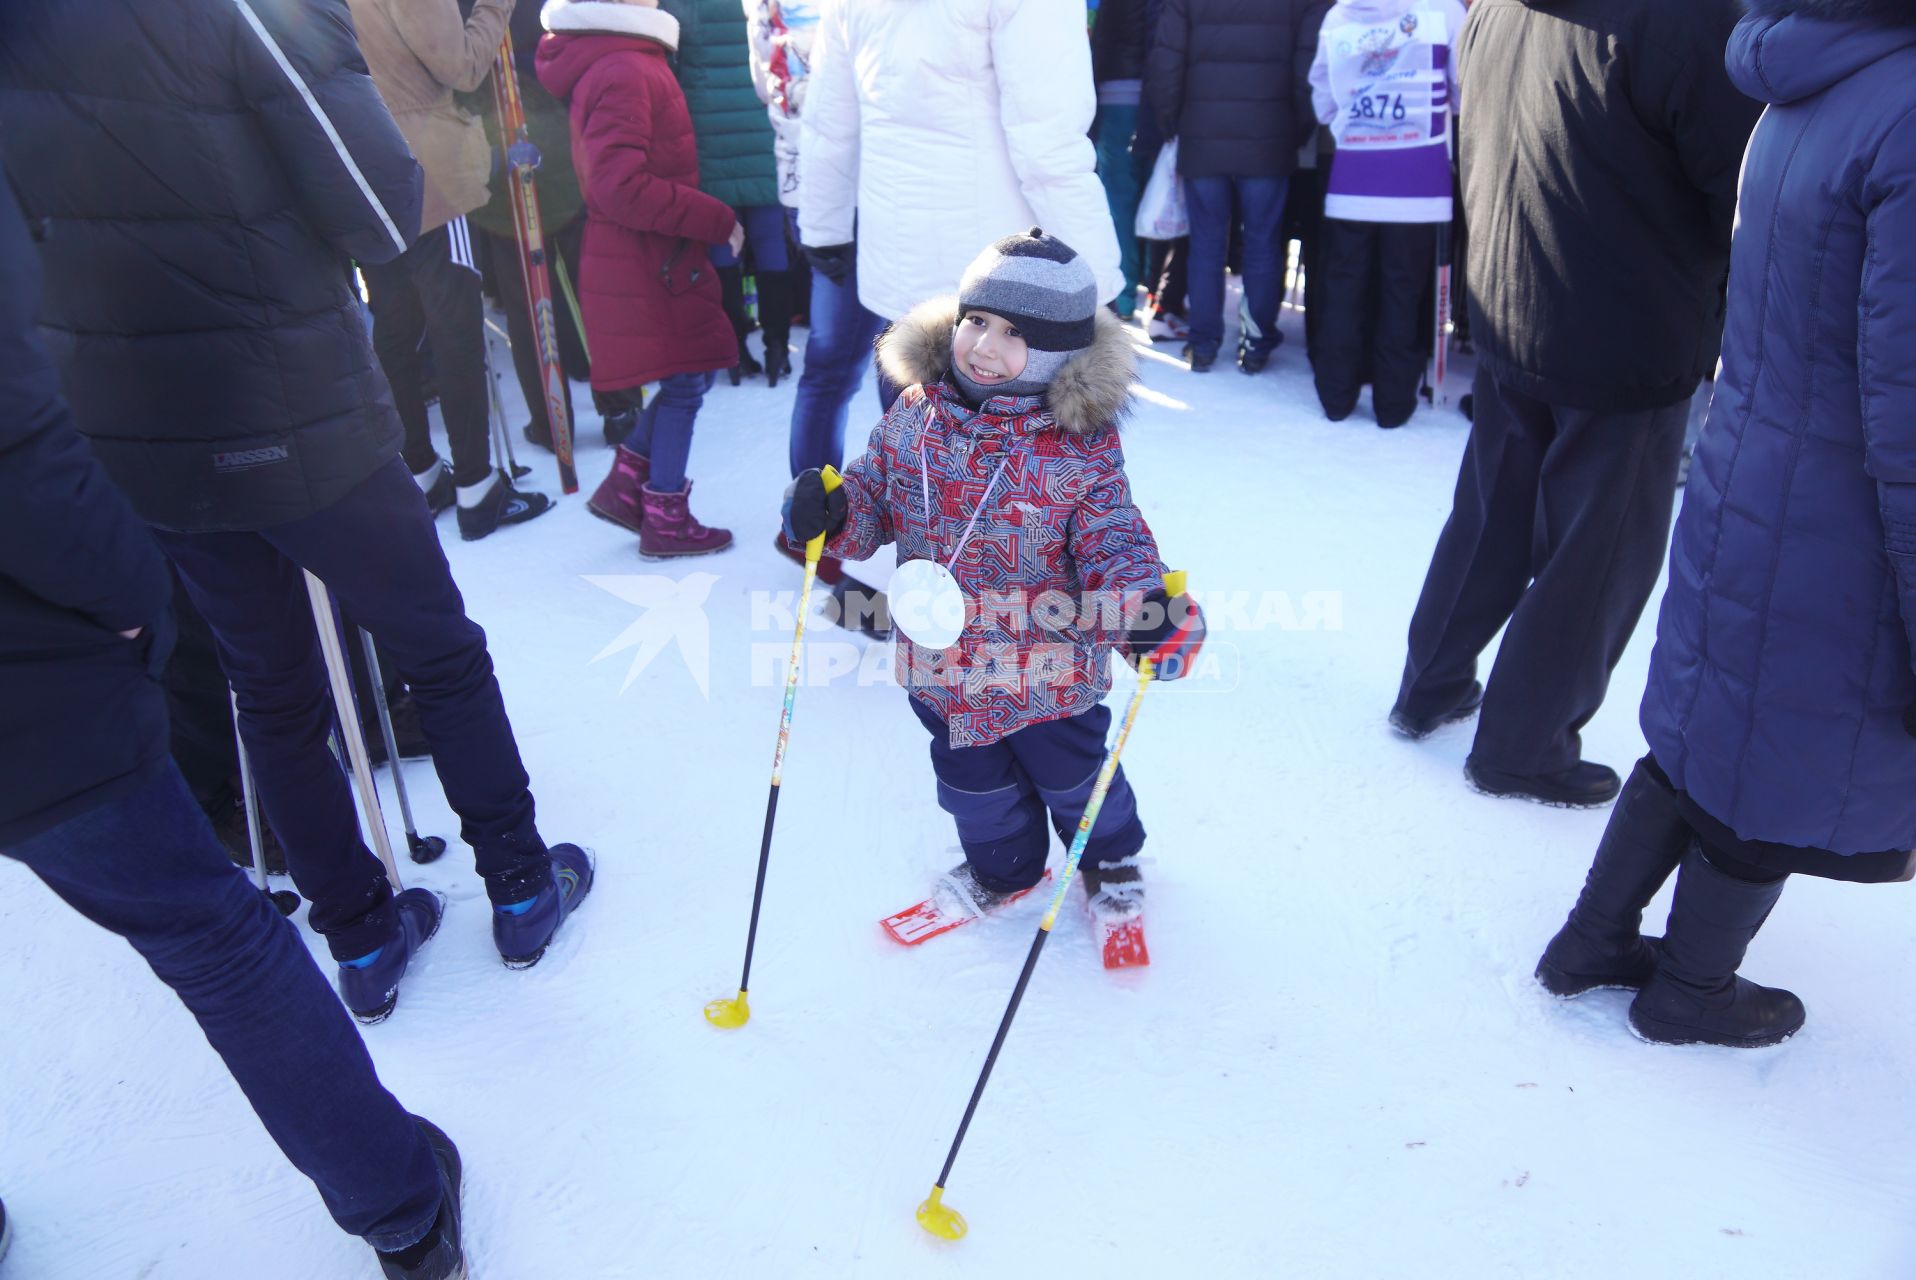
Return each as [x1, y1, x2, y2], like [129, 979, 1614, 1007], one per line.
[1311, 218, 1435, 428]
[479, 216, 589, 439]
[1396, 370, 1687, 775]
[363, 217, 493, 488]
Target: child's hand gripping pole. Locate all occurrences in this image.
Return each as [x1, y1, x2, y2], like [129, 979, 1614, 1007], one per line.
[704, 468, 842, 1030]
[915, 572, 1187, 1240]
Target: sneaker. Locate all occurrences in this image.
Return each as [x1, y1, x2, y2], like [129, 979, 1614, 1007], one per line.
[416, 460, 454, 517]
[493, 843, 595, 969]
[1465, 757, 1622, 808]
[1388, 682, 1484, 740]
[376, 1119, 464, 1280]
[1146, 310, 1190, 343]
[338, 888, 445, 1024]
[456, 474, 553, 542]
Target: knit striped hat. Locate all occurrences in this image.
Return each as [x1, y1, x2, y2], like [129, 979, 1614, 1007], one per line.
[952, 228, 1098, 400]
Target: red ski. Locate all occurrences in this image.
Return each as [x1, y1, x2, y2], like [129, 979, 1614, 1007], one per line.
[881, 871, 1049, 947]
[492, 32, 578, 493]
[1098, 916, 1150, 969]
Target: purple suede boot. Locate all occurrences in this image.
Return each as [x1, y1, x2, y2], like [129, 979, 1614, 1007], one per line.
[587, 447, 650, 534]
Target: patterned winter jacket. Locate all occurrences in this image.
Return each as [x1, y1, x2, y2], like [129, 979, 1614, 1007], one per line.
[826, 297, 1165, 747]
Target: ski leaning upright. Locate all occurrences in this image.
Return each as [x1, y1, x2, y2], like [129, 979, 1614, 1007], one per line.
[492, 32, 578, 493]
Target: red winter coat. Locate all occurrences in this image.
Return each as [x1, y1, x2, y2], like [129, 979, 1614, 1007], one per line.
[536, 9, 736, 390]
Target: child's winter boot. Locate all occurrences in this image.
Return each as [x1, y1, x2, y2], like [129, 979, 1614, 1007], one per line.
[638, 482, 733, 557]
[587, 447, 651, 534]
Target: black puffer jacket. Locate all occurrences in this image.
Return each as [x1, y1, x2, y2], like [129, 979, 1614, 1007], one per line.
[1458, 0, 1759, 412]
[1094, 0, 1151, 86]
[1146, 0, 1328, 179]
[0, 187, 176, 846]
[0, 0, 423, 533]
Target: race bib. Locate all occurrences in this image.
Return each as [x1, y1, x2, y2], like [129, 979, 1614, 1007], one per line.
[1325, 8, 1449, 153]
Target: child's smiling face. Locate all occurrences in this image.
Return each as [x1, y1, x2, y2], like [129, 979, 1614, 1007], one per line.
[953, 310, 1028, 388]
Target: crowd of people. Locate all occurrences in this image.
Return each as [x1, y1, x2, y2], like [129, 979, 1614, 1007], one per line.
[3, 0, 1916, 1274]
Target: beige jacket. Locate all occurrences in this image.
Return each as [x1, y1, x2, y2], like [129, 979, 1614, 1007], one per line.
[348, 0, 514, 234]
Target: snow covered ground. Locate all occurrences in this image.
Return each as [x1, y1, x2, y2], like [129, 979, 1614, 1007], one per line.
[6, 296, 1916, 1279]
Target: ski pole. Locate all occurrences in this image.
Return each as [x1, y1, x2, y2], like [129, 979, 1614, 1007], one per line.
[915, 572, 1183, 1241]
[304, 572, 404, 889]
[482, 343, 530, 481]
[231, 687, 300, 917]
[358, 628, 448, 865]
[704, 466, 844, 1030]
[554, 250, 590, 365]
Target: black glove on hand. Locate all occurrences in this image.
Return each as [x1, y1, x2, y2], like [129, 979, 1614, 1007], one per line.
[803, 242, 855, 285]
[1125, 588, 1206, 680]
[783, 468, 848, 544]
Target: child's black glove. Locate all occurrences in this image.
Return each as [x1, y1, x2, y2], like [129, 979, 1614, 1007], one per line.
[803, 243, 855, 285]
[782, 467, 848, 544]
[1126, 586, 1205, 680]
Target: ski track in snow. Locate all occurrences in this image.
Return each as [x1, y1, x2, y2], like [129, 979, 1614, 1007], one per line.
[6, 295, 1916, 1278]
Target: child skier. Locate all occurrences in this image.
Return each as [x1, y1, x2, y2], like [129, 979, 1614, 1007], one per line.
[781, 230, 1205, 966]
[1306, 0, 1466, 428]
[538, 0, 745, 557]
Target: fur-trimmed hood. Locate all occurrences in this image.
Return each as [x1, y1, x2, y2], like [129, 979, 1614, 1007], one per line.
[1744, 0, 1916, 26]
[541, 0, 680, 51]
[875, 297, 1137, 436]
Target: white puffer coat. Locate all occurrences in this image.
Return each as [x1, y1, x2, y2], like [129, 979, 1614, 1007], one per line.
[796, 0, 1124, 320]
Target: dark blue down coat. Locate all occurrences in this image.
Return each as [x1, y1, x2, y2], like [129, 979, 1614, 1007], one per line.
[0, 0, 422, 533]
[1641, 0, 1916, 855]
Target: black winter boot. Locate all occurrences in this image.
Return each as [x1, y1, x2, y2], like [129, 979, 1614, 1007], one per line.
[758, 268, 794, 386]
[1536, 760, 1688, 997]
[717, 265, 760, 385]
[1627, 850, 1804, 1048]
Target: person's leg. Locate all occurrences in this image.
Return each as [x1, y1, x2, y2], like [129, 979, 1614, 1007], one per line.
[1232, 174, 1289, 361]
[1536, 754, 1692, 996]
[1002, 705, 1146, 872]
[640, 370, 715, 493]
[790, 254, 885, 476]
[410, 218, 495, 492]
[7, 765, 444, 1249]
[154, 529, 397, 960]
[1094, 104, 1143, 317]
[1468, 398, 1686, 777]
[260, 459, 553, 907]
[361, 252, 437, 477]
[1162, 234, 1189, 317]
[1394, 371, 1553, 724]
[910, 696, 1051, 893]
[1369, 222, 1438, 428]
[743, 206, 794, 379]
[1310, 219, 1373, 420]
[1183, 175, 1233, 360]
[163, 565, 242, 813]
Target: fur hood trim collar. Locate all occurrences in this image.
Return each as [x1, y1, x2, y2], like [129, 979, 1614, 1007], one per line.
[875, 297, 1137, 435]
[542, 0, 680, 50]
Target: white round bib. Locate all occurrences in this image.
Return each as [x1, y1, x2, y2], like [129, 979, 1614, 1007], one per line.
[888, 557, 967, 651]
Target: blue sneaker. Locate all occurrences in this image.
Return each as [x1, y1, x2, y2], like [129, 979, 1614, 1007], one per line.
[338, 888, 445, 1024]
[493, 844, 594, 969]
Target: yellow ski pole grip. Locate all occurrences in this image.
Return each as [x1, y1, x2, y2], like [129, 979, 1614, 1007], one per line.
[805, 465, 843, 563]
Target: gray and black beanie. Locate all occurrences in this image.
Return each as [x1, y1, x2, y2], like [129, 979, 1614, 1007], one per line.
[952, 228, 1098, 401]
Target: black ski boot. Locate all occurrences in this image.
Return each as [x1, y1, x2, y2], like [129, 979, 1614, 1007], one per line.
[1627, 850, 1804, 1048]
[455, 472, 553, 542]
[1536, 759, 1688, 997]
[376, 1118, 464, 1280]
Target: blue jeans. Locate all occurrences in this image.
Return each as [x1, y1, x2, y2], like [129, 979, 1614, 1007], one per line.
[630, 370, 717, 492]
[157, 458, 551, 959]
[708, 204, 790, 270]
[788, 245, 886, 475]
[1185, 175, 1290, 358]
[910, 696, 1146, 893]
[4, 764, 442, 1250]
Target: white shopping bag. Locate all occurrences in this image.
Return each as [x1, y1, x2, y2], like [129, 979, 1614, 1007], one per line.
[1135, 137, 1189, 240]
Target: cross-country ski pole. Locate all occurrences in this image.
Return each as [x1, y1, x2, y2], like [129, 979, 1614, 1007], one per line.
[304, 572, 403, 889]
[554, 250, 589, 364]
[1428, 224, 1452, 407]
[915, 572, 1184, 1241]
[231, 687, 300, 917]
[358, 628, 447, 864]
[482, 343, 531, 480]
[705, 467, 844, 1030]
